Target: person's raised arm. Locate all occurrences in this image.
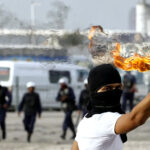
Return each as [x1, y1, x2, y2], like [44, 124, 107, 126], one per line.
[115, 93, 150, 134]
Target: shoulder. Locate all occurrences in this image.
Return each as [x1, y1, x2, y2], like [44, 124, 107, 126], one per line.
[68, 87, 74, 92]
[34, 92, 39, 95]
[68, 86, 73, 90]
[1, 86, 8, 92]
[82, 89, 87, 93]
[33, 92, 39, 97]
[80, 112, 121, 125]
[132, 75, 136, 80]
[77, 112, 122, 137]
[23, 93, 29, 97]
[93, 112, 122, 123]
[3, 86, 8, 90]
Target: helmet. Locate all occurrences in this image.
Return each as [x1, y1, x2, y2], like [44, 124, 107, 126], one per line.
[26, 81, 35, 88]
[58, 77, 68, 85]
[84, 78, 88, 85]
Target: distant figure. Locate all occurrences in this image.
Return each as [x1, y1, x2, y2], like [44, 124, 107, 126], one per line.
[122, 71, 137, 112]
[0, 85, 11, 140]
[18, 81, 42, 142]
[56, 77, 76, 140]
[78, 79, 90, 117]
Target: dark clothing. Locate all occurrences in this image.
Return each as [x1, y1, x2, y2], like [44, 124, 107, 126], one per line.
[23, 114, 36, 133]
[122, 73, 136, 112]
[0, 120, 6, 139]
[122, 92, 134, 112]
[56, 86, 76, 138]
[19, 92, 42, 115]
[123, 73, 136, 93]
[78, 88, 90, 117]
[56, 87, 76, 112]
[63, 111, 75, 132]
[19, 92, 42, 135]
[0, 86, 11, 139]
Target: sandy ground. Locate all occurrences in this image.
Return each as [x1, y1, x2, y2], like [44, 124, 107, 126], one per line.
[0, 111, 150, 150]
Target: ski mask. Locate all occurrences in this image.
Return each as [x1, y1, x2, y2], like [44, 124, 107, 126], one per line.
[88, 64, 122, 108]
[86, 64, 127, 143]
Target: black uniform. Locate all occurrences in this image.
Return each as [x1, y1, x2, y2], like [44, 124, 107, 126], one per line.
[0, 86, 12, 140]
[78, 88, 90, 117]
[18, 92, 42, 142]
[56, 86, 76, 139]
[122, 72, 136, 112]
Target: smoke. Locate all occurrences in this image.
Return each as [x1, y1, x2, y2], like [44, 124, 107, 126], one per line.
[0, 4, 29, 29]
[88, 27, 150, 65]
[88, 30, 116, 65]
[47, 0, 70, 29]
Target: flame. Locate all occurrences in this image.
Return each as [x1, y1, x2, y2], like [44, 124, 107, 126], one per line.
[88, 26, 105, 53]
[112, 43, 150, 72]
[88, 26, 103, 40]
[88, 26, 150, 72]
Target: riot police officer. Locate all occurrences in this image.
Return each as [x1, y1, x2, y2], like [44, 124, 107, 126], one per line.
[56, 77, 76, 140]
[18, 81, 42, 142]
[0, 85, 11, 140]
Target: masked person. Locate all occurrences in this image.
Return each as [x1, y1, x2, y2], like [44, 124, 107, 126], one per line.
[0, 85, 11, 140]
[18, 81, 42, 142]
[56, 77, 76, 140]
[78, 79, 90, 117]
[72, 64, 150, 150]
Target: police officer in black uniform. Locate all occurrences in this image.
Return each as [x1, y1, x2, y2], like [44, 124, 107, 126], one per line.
[56, 77, 76, 140]
[0, 85, 11, 140]
[122, 71, 137, 112]
[18, 81, 42, 142]
[78, 79, 90, 117]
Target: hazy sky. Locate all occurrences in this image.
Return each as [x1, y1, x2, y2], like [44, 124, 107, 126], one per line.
[0, 0, 148, 30]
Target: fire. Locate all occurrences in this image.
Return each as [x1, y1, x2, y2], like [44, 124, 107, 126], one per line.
[88, 25, 105, 52]
[88, 26, 104, 40]
[112, 43, 150, 72]
[88, 25, 150, 72]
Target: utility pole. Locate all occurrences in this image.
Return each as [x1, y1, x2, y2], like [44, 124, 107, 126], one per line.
[30, 1, 40, 45]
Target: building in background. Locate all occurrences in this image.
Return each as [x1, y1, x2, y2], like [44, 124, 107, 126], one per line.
[0, 29, 67, 61]
[136, 0, 150, 35]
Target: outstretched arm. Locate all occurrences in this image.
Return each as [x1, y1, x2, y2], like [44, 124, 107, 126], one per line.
[115, 93, 150, 134]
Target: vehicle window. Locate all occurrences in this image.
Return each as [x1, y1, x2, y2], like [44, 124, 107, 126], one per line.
[0, 67, 10, 81]
[77, 70, 88, 82]
[49, 70, 71, 83]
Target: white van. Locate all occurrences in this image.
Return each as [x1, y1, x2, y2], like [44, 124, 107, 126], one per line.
[0, 61, 89, 109]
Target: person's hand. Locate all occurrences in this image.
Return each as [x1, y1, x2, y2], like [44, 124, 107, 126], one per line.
[61, 95, 67, 101]
[3, 104, 8, 109]
[77, 110, 81, 114]
[18, 112, 21, 117]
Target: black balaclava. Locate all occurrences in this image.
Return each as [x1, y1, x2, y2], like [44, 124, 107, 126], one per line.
[86, 64, 127, 143]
